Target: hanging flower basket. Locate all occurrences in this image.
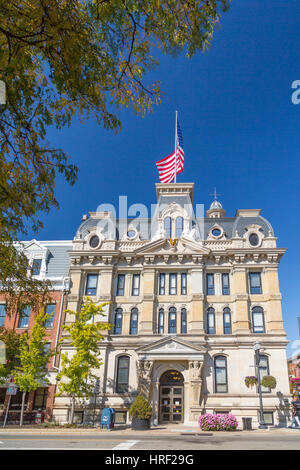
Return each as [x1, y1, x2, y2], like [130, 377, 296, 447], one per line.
[244, 376, 257, 388]
[261, 375, 277, 389]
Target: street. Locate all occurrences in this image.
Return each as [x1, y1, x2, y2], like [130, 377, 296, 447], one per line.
[0, 429, 299, 450]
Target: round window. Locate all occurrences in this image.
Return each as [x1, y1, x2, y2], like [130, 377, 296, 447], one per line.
[127, 230, 136, 238]
[212, 228, 221, 237]
[89, 235, 100, 248]
[249, 233, 259, 246]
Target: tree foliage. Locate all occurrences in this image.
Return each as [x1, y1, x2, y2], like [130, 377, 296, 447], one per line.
[56, 298, 110, 423]
[0, 326, 21, 383]
[0, 0, 229, 304]
[13, 308, 53, 390]
[0, 241, 51, 316]
[12, 308, 53, 424]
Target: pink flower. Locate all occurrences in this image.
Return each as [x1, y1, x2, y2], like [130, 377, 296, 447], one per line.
[198, 413, 238, 431]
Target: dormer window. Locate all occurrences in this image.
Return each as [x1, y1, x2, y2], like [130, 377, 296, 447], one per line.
[32, 259, 42, 276]
[23, 240, 49, 280]
[164, 216, 185, 239]
[249, 233, 259, 247]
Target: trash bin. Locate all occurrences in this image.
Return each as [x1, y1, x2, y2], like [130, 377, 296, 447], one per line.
[242, 417, 252, 430]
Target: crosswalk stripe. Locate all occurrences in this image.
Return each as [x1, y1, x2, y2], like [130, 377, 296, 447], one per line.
[112, 440, 139, 450]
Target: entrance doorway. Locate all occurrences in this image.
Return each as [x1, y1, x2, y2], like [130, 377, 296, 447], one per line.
[159, 370, 184, 423]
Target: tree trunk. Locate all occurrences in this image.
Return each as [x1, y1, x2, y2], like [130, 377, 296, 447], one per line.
[20, 391, 26, 427]
[69, 394, 75, 425]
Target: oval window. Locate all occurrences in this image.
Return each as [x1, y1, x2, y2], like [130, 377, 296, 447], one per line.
[127, 230, 136, 238]
[89, 235, 100, 248]
[212, 228, 221, 237]
[249, 233, 259, 246]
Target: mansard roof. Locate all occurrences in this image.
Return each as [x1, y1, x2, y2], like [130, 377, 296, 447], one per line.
[22, 240, 72, 278]
[74, 182, 275, 241]
[75, 213, 274, 241]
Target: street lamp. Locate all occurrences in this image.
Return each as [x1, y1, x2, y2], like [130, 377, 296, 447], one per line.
[93, 379, 100, 427]
[253, 341, 268, 429]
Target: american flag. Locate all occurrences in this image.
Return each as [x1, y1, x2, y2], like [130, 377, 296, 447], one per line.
[156, 118, 184, 183]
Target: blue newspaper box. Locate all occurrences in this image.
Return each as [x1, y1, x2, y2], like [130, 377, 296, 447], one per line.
[100, 408, 115, 429]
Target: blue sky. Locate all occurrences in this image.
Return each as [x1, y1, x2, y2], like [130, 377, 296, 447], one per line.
[27, 1, 300, 357]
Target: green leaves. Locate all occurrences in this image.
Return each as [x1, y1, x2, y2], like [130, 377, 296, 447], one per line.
[12, 308, 54, 393]
[56, 298, 111, 400]
[0, 327, 21, 383]
[0, 0, 229, 299]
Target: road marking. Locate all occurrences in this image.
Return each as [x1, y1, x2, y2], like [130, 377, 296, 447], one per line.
[112, 440, 139, 450]
[0, 438, 124, 441]
[0, 447, 116, 450]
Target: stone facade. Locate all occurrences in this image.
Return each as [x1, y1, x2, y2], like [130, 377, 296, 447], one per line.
[53, 183, 291, 427]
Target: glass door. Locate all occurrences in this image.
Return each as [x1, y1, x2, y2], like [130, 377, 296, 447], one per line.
[160, 385, 183, 423]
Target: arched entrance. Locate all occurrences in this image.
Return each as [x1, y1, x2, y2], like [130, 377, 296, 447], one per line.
[159, 370, 184, 423]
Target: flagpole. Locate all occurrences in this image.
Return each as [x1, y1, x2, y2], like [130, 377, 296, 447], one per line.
[174, 110, 178, 183]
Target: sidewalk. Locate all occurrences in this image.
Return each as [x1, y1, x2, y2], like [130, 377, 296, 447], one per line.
[0, 424, 298, 435]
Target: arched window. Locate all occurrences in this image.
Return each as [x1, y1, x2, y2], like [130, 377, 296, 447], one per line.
[214, 356, 228, 393]
[130, 308, 138, 335]
[113, 308, 123, 334]
[206, 307, 215, 334]
[252, 306, 265, 333]
[115, 356, 130, 393]
[164, 217, 172, 238]
[223, 308, 232, 334]
[181, 308, 187, 334]
[158, 308, 164, 334]
[168, 307, 177, 334]
[176, 217, 183, 238]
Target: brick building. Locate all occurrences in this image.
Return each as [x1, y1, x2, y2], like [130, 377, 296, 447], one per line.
[0, 240, 71, 422]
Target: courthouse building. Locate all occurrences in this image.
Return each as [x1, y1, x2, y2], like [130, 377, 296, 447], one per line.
[53, 182, 291, 427]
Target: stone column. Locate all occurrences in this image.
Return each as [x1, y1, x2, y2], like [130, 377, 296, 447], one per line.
[137, 360, 154, 401]
[98, 266, 114, 326]
[139, 268, 156, 334]
[64, 268, 82, 324]
[263, 267, 285, 333]
[231, 267, 250, 333]
[189, 267, 204, 334]
[189, 360, 204, 407]
[152, 379, 160, 424]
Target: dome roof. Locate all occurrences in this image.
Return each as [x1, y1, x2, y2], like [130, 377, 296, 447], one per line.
[210, 199, 223, 210]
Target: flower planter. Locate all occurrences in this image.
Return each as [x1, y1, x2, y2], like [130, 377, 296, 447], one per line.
[244, 376, 257, 388]
[261, 375, 276, 389]
[131, 417, 150, 430]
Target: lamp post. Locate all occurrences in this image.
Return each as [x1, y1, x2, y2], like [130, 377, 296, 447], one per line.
[253, 341, 268, 429]
[93, 379, 100, 427]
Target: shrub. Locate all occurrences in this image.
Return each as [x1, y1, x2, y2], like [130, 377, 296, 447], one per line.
[129, 395, 152, 420]
[261, 375, 276, 389]
[198, 413, 238, 431]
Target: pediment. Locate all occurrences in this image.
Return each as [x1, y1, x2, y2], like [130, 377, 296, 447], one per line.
[179, 237, 210, 254]
[134, 237, 210, 255]
[137, 337, 206, 356]
[23, 239, 48, 253]
[134, 238, 169, 254]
